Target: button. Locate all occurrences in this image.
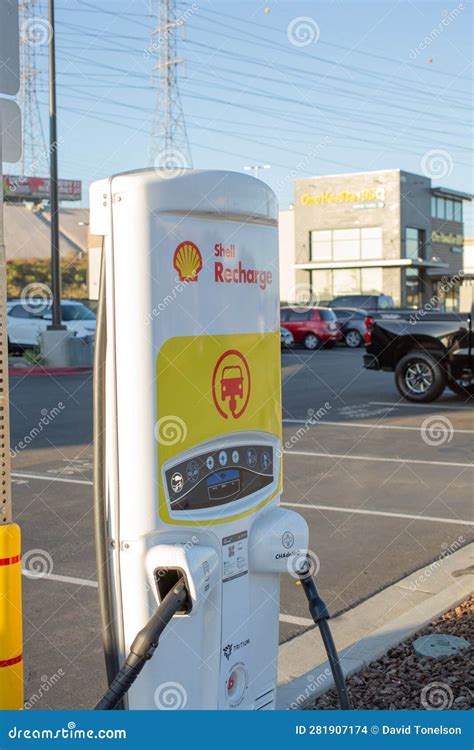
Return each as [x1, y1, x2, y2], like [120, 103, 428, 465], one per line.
[232, 450, 239, 464]
[206, 455, 215, 470]
[261, 450, 271, 470]
[171, 472, 184, 493]
[246, 448, 257, 468]
[186, 460, 199, 483]
[226, 664, 248, 707]
[219, 450, 228, 466]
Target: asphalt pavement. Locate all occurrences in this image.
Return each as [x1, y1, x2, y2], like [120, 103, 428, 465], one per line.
[8, 347, 473, 709]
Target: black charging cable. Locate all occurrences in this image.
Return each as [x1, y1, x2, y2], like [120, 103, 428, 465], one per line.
[297, 560, 352, 710]
[95, 578, 188, 710]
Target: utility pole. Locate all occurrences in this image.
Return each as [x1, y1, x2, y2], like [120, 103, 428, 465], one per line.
[148, 0, 192, 171]
[47, 0, 63, 329]
[244, 164, 271, 180]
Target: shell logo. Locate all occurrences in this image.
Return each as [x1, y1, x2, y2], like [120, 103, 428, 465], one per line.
[173, 241, 203, 282]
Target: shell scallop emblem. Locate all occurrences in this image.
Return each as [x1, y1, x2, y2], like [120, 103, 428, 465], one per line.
[173, 241, 203, 282]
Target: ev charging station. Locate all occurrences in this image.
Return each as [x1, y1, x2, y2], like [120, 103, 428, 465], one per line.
[90, 169, 349, 712]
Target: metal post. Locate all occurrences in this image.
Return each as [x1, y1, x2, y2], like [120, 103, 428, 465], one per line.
[47, 0, 63, 329]
[0, 111, 24, 711]
[0, 117, 12, 526]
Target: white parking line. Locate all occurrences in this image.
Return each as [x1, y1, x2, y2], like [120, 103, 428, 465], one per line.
[282, 502, 473, 526]
[12, 472, 93, 485]
[22, 570, 98, 587]
[283, 419, 474, 434]
[283, 449, 473, 468]
[371, 401, 472, 411]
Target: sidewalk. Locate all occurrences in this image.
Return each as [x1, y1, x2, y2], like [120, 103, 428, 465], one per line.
[277, 543, 473, 708]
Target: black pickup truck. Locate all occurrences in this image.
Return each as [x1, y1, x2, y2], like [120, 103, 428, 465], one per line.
[364, 308, 473, 402]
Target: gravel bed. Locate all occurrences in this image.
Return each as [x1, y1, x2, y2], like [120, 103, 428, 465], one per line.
[307, 596, 473, 710]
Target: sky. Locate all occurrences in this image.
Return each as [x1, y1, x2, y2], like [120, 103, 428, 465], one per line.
[12, 0, 474, 228]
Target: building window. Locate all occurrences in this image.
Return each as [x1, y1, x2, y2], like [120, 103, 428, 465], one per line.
[310, 230, 332, 261]
[309, 227, 382, 262]
[432, 197, 463, 222]
[361, 227, 382, 259]
[310, 269, 332, 300]
[435, 279, 459, 312]
[311, 267, 384, 300]
[405, 268, 421, 308]
[333, 229, 359, 261]
[361, 267, 383, 293]
[436, 197, 445, 219]
[406, 227, 425, 260]
[333, 268, 359, 294]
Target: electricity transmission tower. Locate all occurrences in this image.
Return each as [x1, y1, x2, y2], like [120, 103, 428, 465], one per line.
[18, 0, 47, 176]
[148, 0, 193, 170]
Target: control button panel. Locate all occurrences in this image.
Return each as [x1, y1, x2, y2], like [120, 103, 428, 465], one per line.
[165, 444, 274, 512]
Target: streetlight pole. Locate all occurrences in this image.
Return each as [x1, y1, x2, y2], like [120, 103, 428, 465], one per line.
[48, 0, 63, 329]
[243, 164, 271, 180]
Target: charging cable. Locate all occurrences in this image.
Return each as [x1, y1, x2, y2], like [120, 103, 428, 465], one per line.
[298, 560, 352, 709]
[95, 578, 188, 710]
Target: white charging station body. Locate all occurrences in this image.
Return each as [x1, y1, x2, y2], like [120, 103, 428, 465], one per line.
[90, 170, 308, 710]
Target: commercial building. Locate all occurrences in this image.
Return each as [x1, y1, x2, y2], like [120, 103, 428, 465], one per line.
[290, 169, 471, 308]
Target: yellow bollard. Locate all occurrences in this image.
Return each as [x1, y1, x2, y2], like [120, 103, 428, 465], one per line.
[0, 523, 23, 709]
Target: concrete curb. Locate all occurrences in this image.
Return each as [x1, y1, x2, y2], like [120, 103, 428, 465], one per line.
[9, 366, 92, 376]
[276, 543, 474, 709]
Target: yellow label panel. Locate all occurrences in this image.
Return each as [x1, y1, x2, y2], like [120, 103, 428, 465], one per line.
[156, 332, 282, 525]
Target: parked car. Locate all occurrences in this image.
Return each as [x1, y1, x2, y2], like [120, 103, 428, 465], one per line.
[7, 300, 96, 350]
[364, 309, 474, 402]
[280, 306, 342, 350]
[332, 308, 366, 348]
[280, 327, 294, 347]
[328, 294, 395, 312]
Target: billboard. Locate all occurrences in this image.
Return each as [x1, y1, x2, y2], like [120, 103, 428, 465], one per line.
[3, 176, 82, 202]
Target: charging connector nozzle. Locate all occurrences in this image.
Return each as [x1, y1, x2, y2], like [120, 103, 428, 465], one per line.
[95, 577, 188, 710]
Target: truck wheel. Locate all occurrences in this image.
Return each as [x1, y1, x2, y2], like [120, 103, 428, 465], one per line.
[345, 329, 362, 348]
[447, 378, 474, 399]
[395, 351, 447, 402]
[304, 333, 320, 350]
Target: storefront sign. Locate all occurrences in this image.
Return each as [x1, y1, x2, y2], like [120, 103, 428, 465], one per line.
[300, 186, 386, 209]
[431, 230, 464, 246]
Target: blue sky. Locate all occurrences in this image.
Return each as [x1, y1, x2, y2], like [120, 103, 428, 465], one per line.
[16, 0, 474, 227]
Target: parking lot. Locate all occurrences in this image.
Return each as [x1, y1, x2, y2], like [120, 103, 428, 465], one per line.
[8, 346, 474, 709]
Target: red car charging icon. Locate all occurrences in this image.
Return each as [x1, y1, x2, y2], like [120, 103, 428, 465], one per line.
[212, 350, 251, 420]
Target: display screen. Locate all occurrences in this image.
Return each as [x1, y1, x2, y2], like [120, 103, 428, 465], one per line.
[165, 445, 274, 512]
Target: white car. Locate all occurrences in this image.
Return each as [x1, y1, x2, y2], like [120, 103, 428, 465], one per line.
[280, 326, 294, 347]
[7, 300, 96, 350]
